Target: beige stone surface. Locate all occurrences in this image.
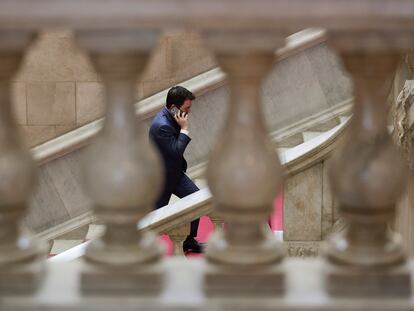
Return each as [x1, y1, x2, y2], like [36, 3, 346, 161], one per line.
[0, 38, 46, 293]
[305, 44, 352, 107]
[285, 241, 320, 257]
[141, 33, 173, 82]
[27, 82, 76, 125]
[324, 262, 411, 297]
[16, 31, 98, 82]
[138, 78, 178, 99]
[284, 164, 323, 241]
[5, 258, 414, 310]
[205, 263, 285, 296]
[11, 82, 27, 125]
[321, 160, 335, 239]
[168, 31, 214, 83]
[21, 125, 56, 147]
[139, 31, 215, 98]
[55, 125, 75, 137]
[24, 166, 72, 232]
[22, 125, 77, 147]
[81, 261, 163, 294]
[44, 155, 90, 218]
[16, 30, 215, 146]
[76, 82, 105, 126]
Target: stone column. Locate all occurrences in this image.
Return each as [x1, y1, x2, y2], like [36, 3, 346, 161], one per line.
[75, 30, 164, 294]
[168, 224, 190, 256]
[202, 31, 285, 295]
[0, 30, 45, 293]
[209, 212, 224, 231]
[324, 32, 411, 297]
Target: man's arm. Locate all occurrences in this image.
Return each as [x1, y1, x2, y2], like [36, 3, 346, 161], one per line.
[157, 125, 191, 160]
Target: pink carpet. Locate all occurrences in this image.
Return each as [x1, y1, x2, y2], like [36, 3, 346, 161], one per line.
[159, 192, 284, 256]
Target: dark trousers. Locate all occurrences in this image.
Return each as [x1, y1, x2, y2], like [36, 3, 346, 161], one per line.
[155, 173, 200, 238]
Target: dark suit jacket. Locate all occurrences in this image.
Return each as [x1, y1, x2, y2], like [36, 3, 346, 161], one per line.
[149, 107, 191, 194]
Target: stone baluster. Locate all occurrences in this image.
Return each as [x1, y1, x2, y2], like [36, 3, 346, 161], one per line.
[0, 30, 44, 293]
[75, 30, 164, 294]
[167, 224, 190, 256]
[202, 31, 285, 295]
[209, 212, 225, 231]
[324, 33, 411, 297]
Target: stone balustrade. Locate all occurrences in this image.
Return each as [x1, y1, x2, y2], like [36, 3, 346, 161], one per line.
[0, 0, 414, 307]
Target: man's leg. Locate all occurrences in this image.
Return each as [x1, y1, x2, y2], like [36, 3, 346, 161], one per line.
[155, 190, 172, 210]
[173, 174, 200, 238]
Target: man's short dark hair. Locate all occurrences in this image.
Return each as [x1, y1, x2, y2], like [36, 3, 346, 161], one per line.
[166, 86, 195, 109]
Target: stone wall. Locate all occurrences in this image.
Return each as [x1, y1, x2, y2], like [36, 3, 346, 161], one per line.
[283, 159, 340, 257]
[11, 30, 215, 147]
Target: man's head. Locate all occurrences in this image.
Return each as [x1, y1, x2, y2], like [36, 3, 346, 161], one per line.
[166, 86, 195, 114]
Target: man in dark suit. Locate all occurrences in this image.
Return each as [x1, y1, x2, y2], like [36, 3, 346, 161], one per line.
[149, 86, 202, 253]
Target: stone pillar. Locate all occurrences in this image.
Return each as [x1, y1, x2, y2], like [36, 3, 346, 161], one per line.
[75, 30, 164, 294]
[168, 224, 190, 256]
[324, 32, 411, 297]
[0, 30, 45, 293]
[202, 31, 285, 295]
[209, 212, 224, 231]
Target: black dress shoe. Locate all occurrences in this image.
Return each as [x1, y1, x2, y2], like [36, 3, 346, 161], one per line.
[183, 237, 203, 253]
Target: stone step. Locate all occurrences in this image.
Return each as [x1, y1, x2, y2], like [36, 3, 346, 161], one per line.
[53, 224, 89, 241]
[302, 131, 324, 142]
[86, 224, 105, 240]
[276, 133, 304, 148]
[49, 223, 105, 256]
[194, 179, 208, 189]
[278, 147, 291, 155]
[50, 239, 84, 256]
[339, 116, 349, 124]
[274, 230, 283, 242]
[307, 117, 341, 132]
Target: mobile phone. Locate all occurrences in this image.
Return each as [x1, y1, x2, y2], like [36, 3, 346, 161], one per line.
[170, 106, 180, 117]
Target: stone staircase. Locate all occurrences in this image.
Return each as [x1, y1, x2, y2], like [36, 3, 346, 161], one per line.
[49, 110, 350, 256]
[22, 28, 353, 256]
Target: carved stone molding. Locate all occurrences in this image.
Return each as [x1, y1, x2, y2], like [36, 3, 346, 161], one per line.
[393, 51, 414, 168]
[285, 242, 320, 257]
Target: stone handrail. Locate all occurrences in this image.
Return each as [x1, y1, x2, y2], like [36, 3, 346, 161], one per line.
[50, 118, 349, 261]
[1, 0, 414, 31]
[186, 100, 351, 180]
[31, 28, 326, 166]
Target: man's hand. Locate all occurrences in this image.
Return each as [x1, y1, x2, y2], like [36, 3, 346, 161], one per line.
[174, 111, 189, 130]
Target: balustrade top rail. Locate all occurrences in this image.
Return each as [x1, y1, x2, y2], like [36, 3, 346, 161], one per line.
[6, 258, 414, 310]
[1, 0, 414, 31]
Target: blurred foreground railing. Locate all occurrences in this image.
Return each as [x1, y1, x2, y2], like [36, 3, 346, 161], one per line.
[0, 0, 413, 307]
